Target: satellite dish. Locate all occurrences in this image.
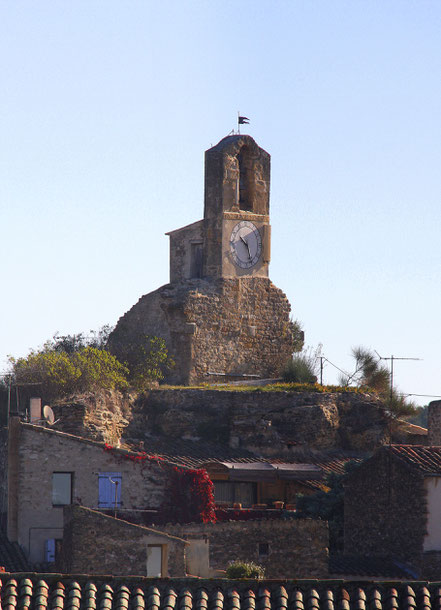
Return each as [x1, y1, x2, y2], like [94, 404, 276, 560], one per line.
[43, 405, 55, 425]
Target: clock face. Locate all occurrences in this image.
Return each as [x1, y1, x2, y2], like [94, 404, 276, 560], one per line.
[230, 221, 262, 269]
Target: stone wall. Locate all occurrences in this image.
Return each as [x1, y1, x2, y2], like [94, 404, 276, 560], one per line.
[344, 449, 426, 563]
[421, 551, 441, 580]
[61, 505, 186, 577]
[0, 428, 8, 526]
[124, 388, 389, 454]
[164, 518, 328, 579]
[167, 221, 203, 283]
[428, 400, 441, 445]
[8, 421, 169, 564]
[108, 277, 294, 385]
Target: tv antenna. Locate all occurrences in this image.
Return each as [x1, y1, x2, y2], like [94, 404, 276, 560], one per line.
[374, 352, 422, 405]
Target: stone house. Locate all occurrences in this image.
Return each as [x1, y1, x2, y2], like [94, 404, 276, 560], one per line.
[344, 400, 441, 579]
[344, 443, 441, 579]
[163, 518, 328, 579]
[62, 505, 188, 577]
[6, 417, 172, 565]
[62, 504, 328, 579]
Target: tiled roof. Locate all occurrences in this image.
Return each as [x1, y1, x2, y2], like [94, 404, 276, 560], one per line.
[0, 535, 29, 572]
[1, 577, 441, 610]
[388, 445, 441, 475]
[329, 555, 418, 579]
[139, 437, 362, 483]
[397, 422, 428, 437]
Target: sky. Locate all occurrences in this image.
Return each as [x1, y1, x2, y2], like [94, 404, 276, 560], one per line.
[1, 1, 440, 405]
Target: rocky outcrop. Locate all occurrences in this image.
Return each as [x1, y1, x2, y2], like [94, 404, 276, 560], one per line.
[49, 388, 425, 455]
[51, 390, 133, 446]
[125, 389, 390, 454]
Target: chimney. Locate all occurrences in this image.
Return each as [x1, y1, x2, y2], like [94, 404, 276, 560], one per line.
[428, 400, 441, 446]
[29, 397, 42, 423]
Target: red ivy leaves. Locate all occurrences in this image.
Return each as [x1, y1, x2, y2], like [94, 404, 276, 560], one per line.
[102, 444, 216, 524]
[160, 466, 216, 524]
[103, 443, 164, 465]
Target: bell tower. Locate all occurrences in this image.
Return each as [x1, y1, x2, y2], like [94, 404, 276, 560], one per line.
[203, 135, 271, 279]
[109, 134, 296, 385]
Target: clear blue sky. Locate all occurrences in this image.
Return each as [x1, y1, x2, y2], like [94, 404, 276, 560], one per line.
[1, 1, 440, 405]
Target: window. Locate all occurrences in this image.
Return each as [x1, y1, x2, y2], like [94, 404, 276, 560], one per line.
[146, 545, 164, 577]
[98, 472, 122, 508]
[237, 146, 253, 211]
[213, 481, 256, 507]
[45, 538, 62, 563]
[258, 542, 269, 558]
[190, 242, 203, 278]
[52, 472, 72, 506]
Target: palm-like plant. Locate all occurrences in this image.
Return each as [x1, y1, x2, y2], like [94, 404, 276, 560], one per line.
[340, 346, 416, 418]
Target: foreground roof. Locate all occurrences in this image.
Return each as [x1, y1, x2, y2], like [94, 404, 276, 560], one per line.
[1, 576, 441, 610]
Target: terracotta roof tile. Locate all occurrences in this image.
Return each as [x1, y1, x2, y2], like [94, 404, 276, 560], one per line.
[387, 445, 441, 475]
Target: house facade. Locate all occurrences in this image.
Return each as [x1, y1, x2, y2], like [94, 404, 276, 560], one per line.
[7, 418, 170, 564]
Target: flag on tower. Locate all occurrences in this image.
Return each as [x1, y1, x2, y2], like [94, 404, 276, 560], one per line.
[238, 116, 250, 124]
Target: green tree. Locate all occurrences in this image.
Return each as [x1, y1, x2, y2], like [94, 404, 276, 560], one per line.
[111, 335, 174, 390]
[49, 325, 114, 354]
[8, 346, 129, 401]
[291, 319, 305, 353]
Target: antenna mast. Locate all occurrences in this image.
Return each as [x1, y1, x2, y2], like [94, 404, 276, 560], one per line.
[374, 352, 422, 406]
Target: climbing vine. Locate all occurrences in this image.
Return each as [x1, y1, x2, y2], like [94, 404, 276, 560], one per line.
[160, 466, 216, 524]
[102, 444, 216, 524]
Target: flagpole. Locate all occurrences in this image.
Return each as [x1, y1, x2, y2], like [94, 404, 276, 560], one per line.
[238, 111, 240, 135]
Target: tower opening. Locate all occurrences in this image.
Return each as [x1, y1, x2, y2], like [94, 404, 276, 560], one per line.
[238, 146, 253, 212]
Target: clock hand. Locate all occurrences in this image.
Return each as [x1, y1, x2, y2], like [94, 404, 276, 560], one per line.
[240, 235, 252, 259]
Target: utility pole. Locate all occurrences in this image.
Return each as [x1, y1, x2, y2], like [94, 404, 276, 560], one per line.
[319, 357, 324, 385]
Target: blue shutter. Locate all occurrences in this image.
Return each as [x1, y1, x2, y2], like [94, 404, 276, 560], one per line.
[45, 539, 56, 562]
[98, 473, 122, 508]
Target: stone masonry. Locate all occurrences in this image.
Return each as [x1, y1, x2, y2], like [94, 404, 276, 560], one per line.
[428, 400, 441, 445]
[61, 505, 187, 577]
[344, 449, 426, 564]
[108, 277, 294, 385]
[108, 135, 296, 385]
[7, 419, 169, 564]
[164, 518, 328, 579]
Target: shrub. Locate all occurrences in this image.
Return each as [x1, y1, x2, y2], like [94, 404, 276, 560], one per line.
[8, 346, 129, 401]
[282, 348, 319, 383]
[226, 561, 265, 579]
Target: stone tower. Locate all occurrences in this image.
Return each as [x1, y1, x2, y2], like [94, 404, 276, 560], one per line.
[108, 135, 296, 384]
